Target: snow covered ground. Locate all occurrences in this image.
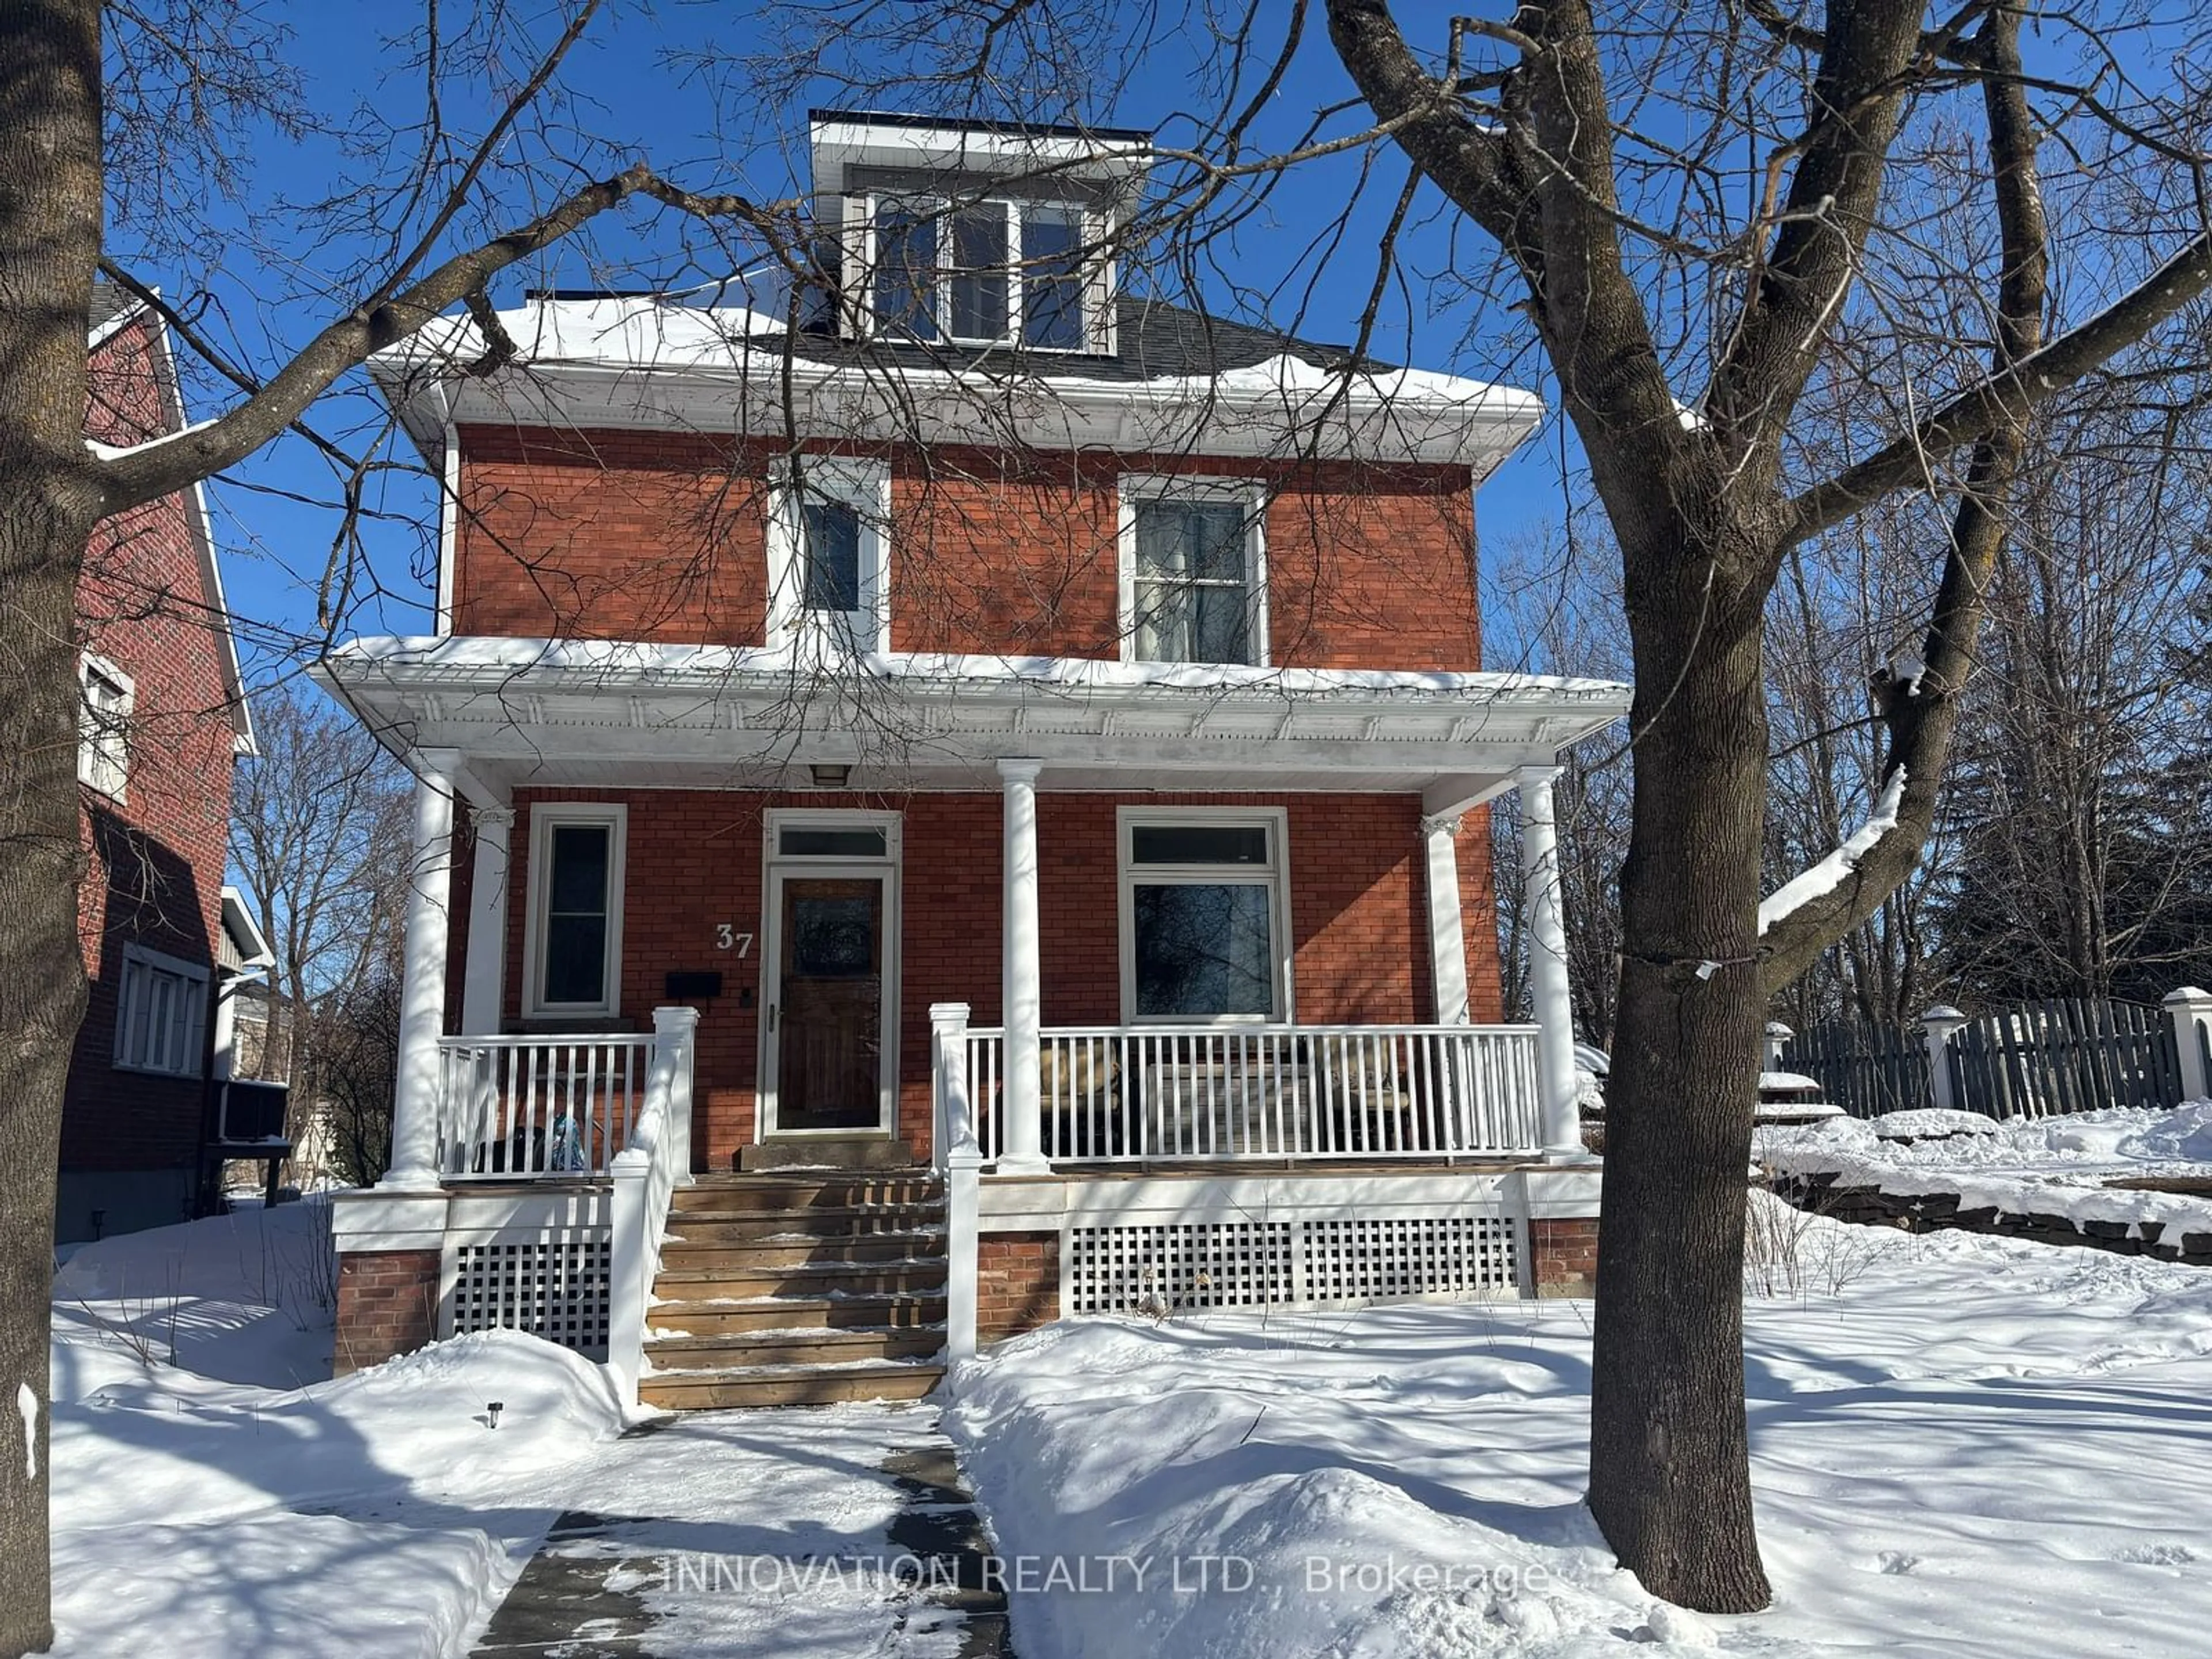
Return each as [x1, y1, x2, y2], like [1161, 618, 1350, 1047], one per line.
[946, 1203, 2212, 1658]
[48, 1156, 2212, 1657]
[46, 1203, 983, 1657]
[1760, 1101, 2212, 1239]
[47, 1202, 632, 1656]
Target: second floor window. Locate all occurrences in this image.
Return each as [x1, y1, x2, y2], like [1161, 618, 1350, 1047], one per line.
[1126, 493, 1265, 666]
[79, 653, 132, 800]
[772, 459, 891, 652]
[801, 500, 863, 614]
[870, 195, 1094, 350]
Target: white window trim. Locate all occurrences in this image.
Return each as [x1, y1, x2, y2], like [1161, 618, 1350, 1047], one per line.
[112, 942, 209, 1078]
[78, 652, 135, 801]
[521, 803, 628, 1021]
[860, 191, 1103, 353]
[1116, 475, 1271, 668]
[766, 457, 893, 655]
[1116, 806, 1293, 1025]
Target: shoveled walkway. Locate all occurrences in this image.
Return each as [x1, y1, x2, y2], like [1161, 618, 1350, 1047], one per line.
[465, 1401, 1012, 1658]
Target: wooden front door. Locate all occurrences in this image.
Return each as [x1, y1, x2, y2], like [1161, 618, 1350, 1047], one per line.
[768, 874, 888, 1133]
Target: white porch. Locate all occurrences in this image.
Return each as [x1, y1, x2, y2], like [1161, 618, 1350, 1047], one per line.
[319, 639, 1627, 1399]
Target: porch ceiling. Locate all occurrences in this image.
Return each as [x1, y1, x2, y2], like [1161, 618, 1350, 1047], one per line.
[313, 635, 1631, 803]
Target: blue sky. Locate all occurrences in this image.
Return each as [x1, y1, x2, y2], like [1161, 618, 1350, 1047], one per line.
[156, 2, 1571, 685]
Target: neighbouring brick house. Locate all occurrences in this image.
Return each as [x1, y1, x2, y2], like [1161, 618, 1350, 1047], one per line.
[315, 112, 1625, 1401]
[64, 282, 266, 1243]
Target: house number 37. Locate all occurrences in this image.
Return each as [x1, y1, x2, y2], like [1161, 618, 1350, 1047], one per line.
[715, 925, 754, 956]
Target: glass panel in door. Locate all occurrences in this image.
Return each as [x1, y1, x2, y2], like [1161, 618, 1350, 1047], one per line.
[775, 876, 885, 1131]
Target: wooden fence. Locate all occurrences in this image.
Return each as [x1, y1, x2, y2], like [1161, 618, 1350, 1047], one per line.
[1778, 1023, 1930, 1119]
[1781, 998, 2188, 1120]
[1944, 999, 2184, 1119]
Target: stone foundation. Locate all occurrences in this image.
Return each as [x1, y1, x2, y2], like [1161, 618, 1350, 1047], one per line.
[1531, 1216, 1599, 1297]
[977, 1231, 1060, 1344]
[1772, 1173, 2212, 1264]
[334, 1248, 441, 1374]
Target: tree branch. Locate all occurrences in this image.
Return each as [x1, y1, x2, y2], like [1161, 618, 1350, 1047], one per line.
[1781, 226, 2212, 549]
[92, 160, 675, 512]
[1759, 3, 2048, 992]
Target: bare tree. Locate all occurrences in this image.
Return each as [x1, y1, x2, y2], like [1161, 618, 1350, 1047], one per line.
[741, 0, 2212, 1608]
[227, 679, 412, 1135]
[0, 3, 806, 1646]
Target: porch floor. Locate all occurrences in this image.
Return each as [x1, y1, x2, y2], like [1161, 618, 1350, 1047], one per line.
[983, 1156, 1562, 1181]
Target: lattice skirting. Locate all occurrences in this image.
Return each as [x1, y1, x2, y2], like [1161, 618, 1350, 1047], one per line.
[445, 1232, 613, 1358]
[1064, 1213, 1520, 1316]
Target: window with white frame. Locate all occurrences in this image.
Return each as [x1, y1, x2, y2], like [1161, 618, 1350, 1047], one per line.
[524, 805, 627, 1018]
[1119, 810, 1289, 1021]
[771, 459, 891, 652]
[78, 654, 134, 800]
[113, 945, 208, 1077]
[867, 194, 1096, 350]
[1120, 482, 1267, 666]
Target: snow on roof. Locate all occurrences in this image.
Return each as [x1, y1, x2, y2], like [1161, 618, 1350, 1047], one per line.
[370, 293, 1544, 471]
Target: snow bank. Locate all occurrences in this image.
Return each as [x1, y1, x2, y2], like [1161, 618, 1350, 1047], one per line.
[48, 1206, 627, 1657]
[949, 1229, 2212, 1657]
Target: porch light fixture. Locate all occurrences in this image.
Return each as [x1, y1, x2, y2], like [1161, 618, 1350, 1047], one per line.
[809, 764, 851, 788]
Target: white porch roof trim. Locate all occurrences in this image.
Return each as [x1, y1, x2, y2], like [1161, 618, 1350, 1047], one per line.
[314, 635, 1631, 797]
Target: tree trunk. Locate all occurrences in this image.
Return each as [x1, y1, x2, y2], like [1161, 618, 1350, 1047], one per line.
[0, 2, 105, 1652]
[1587, 537, 1774, 1612]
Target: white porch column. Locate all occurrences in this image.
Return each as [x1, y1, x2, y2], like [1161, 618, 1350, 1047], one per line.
[459, 805, 513, 1035]
[384, 751, 459, 1189]
[1518, 766, 1584, 1160]
[997, 759, 1051, 1175]
[1422, 814, 1471, 1025]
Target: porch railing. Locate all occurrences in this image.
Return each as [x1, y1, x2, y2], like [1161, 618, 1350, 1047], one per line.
[959, 1022, 1544, 1165]
[433, 1033, 658, 1180]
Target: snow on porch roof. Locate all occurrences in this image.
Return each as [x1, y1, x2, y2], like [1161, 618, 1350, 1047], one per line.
[314, 635, 1630, 789]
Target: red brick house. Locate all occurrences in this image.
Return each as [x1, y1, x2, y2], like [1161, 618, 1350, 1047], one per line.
[64, 282, 265, 1243]
[315, 113, 1628, 1403]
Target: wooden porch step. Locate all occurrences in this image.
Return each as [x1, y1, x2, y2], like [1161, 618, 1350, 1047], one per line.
[652, 1259, 949, 1301]
[661, 1205, 946, 1243]
[672, 1175, 942, 1211]
[645, 1292, 947, 1336]
[660, 1230, 945, 1269]
[640, 1358, 945, 1411]
[645, 1324, 945, 1369]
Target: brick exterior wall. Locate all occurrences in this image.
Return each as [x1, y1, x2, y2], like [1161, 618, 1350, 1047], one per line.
[451, 429, 1483, 671]
[452, 789, 1508, 1170]
[61, 310, 240, 1213]
[1531, 1217, 1599, 1298]
[333, 1248, 442, 1374]
[977, 1231, 1060, 1344]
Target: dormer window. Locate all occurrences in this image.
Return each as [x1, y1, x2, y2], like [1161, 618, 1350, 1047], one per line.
[865, 195, 1097, 350]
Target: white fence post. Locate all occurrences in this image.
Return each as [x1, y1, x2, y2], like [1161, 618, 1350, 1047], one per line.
[1921, 1005, 1968, 1111]
[653, 1005, 699, 1184]
[933, 1002, 982, 1363]
[605, 1150, 649, 1408]
[1763, 1021, 1793, 1074]
[2166, 987, 2212, 1103]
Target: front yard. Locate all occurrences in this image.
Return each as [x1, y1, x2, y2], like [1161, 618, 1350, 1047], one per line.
[43, 1106, 2212, 1655]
